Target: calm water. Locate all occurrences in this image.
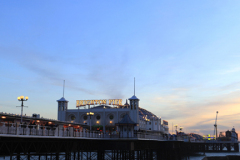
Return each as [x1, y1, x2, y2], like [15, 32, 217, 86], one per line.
[187, 143, 240, 160]
[0, 153, 240, 160]
[0, 145, 239, 160]
[189, 152, 240, 160]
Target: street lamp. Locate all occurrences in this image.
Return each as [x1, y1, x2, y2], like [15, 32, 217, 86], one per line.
[174, 124, 178, 135]
[86, 112, 94, 131]
[17, 96, 28, 124]
[179, 126, 183, 136]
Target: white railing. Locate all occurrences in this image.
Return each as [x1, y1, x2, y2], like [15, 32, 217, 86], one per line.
[0, 123, 172, 140]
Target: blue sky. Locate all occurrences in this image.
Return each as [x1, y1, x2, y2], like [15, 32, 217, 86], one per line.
[1, 0, 240, 136]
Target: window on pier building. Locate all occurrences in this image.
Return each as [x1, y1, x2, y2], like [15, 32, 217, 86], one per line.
[71, 115, 76, 120]
[109, 115, 114, 120]
[96, 115, 101, 120]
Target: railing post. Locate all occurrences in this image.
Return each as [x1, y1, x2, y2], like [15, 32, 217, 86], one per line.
[7, 122, 9, 134]
[55, 127, 58, 137]
[15, 123, 17, 135]
[26, 125, 29, 135]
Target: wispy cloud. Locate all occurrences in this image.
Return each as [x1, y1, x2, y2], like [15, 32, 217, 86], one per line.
[0, 45, 132, 98]
[150, 88, 240, 137]
[219, 67, 240, 75]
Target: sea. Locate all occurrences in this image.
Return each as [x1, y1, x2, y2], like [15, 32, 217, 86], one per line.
[0, 145, 239, 160]
[0, 152, 240, 160]
[186, 143, 240, 160]
[189, 152, 240, 160]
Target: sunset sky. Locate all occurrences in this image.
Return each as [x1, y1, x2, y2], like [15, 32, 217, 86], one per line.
[1, 0, 240, 137]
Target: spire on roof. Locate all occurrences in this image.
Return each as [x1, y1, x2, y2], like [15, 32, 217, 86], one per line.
[124, 99, 129, 106]
[129, 77, 139, 100]
[57, 97, 68, 102]
[134, 77, 135, 96]
[63, 80, 65, 98]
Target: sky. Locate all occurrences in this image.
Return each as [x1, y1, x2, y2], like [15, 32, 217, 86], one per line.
[1, 0, 240, 137]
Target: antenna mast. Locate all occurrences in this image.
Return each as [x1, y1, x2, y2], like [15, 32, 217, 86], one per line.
[63, 80, 65, 98]
[134, 77, 135, 96]
[213, 111, 218, 140]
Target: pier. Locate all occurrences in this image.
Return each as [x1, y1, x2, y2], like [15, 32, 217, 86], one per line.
[0, 124, 238, 160]
[183, 141, 239, 153]
[0, 135, 184, 160]
[0, 112, 238, 160]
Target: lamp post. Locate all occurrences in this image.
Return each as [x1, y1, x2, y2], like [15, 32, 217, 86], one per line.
[86, 112, 94, 132]
[17, 96, 28, 124]
[179, 126, 183, 136]
[174, 124, 178, 135]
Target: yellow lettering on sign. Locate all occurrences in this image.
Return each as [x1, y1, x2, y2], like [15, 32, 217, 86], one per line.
[86, 100, 91, 105]
[76, 100, 80, 107]
[95, 100, 99, 105]
[80, 100, 83, 106]
[118, 99, 122, 105]
[77, 99, 122, 106]
[102, 99, 107, 104]
[114, 99, 118, 105]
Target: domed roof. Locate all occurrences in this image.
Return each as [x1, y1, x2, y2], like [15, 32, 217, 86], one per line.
[139, 107, 159, 120]
[129, 95, 139, 100]
[57, 97, 68, 102]
[232, 128, 235, 131]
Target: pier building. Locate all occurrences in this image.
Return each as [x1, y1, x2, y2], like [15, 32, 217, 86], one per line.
[57, 94, 169, 137]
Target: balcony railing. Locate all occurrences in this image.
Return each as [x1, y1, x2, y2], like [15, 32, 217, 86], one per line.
[0, 122, 172, 140]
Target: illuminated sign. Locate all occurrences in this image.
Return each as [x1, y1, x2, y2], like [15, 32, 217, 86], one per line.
[76, 99, 122, 107]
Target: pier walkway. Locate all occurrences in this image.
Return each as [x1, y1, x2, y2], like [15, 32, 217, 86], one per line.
[0, 114, 239, 159]
[0, 122, 169, 140]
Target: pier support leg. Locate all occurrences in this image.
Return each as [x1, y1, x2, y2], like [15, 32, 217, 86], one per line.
[28, 152, 30, 160]
[129, 150, 134, 160]
[234, 143, 239, 152]
[65, 152, 68, 160]
[97, 150, 104, 160]
[148, 149, 153, 160]
[56, 152, 59, 160]
[116, 150, 119, 160]
[17, 152, 20, 160]
[227, 144, 231, 152]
